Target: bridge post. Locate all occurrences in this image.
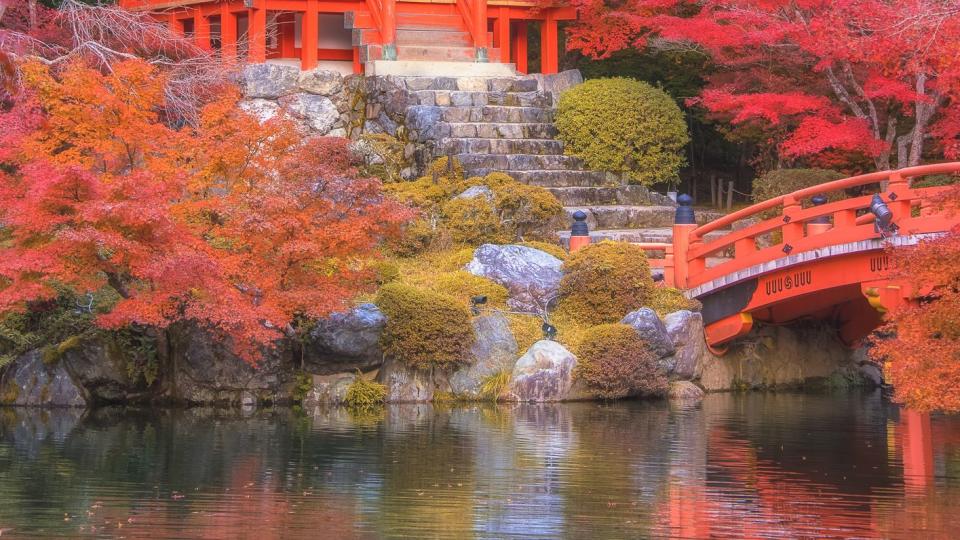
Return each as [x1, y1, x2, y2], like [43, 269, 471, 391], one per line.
[672, 194, 697, 288]
[781, 195, 804, 247]
[806, 195, 831, 236]
[569, 210, 591, 253]
[887, 172, 911, 221]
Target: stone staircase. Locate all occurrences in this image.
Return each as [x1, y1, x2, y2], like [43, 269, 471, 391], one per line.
[398, 74, 731, 253]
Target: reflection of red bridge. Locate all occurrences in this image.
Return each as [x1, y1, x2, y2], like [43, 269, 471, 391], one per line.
[642, 164, 960, 353]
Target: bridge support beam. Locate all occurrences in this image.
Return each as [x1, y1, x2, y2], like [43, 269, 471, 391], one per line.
[704, 312, 753, 354]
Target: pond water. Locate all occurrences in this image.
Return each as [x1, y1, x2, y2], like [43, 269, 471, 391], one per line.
[1, 391, 959, 539]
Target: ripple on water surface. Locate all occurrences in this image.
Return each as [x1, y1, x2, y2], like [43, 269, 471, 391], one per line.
[0, 391, 959, 539]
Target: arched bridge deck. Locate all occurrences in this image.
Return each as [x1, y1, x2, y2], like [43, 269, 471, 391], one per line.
[634, 163, 960, 353]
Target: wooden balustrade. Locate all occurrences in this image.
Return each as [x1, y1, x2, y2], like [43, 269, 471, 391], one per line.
[671, 163, 960, 290]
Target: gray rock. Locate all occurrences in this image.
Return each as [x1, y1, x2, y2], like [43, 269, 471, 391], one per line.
[858, 363, 884, 387]
[173, 325, 294, 405]
[406, 105, 443, 140]
[281, 93, 339, 134]
[466, 244, 563, 313]
[239, 99, 280, 123]
[1, 350, 86, 407]
[377, 357, 434, 403]
[456, 77, 488, 92]
[60, 339, 138, 403]
[455, 185, 495, 203]
[297, 69, 343, 95]
[302, 372, 357, 408]
[668, 380, 704, 401]
[449, 313, 518, 398]
[521, 69, 583, 103]
[305, 303, 385, 374]
[509, 340, 577, 402]
[242, 63, 300, 99]
[622, 308, 675, 359]
[662, 310, 706, 379]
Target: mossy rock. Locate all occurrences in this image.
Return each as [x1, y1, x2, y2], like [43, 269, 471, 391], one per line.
[557, 241, 655, 325]
[441, 197, 508, 245]
[574, 323, 667, 399]
[376, 283, 475, 370]
[555, 78, 689, 186]
[432, 271, 509, 310]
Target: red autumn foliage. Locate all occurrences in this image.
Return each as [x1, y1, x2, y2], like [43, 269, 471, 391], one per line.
[558, 0, 960, 171]
[0, 58, 412, 361]
[872, 187, 960, 412]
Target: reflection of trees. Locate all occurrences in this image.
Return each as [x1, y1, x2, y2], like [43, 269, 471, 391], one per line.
[560, 401, 672, 538]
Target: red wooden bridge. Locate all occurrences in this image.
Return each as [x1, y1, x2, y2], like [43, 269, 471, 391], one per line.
[631, 164, 960, 353]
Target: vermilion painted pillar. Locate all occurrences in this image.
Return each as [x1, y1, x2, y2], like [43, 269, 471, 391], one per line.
[497, 11, 510, 63]
[220, 4, 238, 62]
[302, 0, 319, 70]
[249, 3, 267, 62]
[512, 21, 528, 74]
[194, 10, 211, 50]
[474, 0, 488, 50]
[279, 12, 296, 58]
[540, 15, 558, 74]
[168, 13, 180, 35]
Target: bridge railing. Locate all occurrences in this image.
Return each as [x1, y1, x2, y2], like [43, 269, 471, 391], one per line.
[673, 163, 960, 290]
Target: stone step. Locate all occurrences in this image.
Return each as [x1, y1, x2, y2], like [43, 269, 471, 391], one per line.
[438, 105, 554, 124]
[457, 153, 583, 173]
[367, 61, 517, 78]
[362, 44, 501, 63]
[439, 137, 564, 155]
[546, 185, 666, 206]
[557, 227, 730, 244]
[412, 90, 551, 108]
[445, 122, 558, 139]
[562, 205, 725, 230]
[469, 169, 614, 187]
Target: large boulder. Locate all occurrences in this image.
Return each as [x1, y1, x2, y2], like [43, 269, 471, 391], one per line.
[297, 69, 344, 96]
[377, 357, 434, 403]
[304, 303, 386, 375]
[280, 93, 339, 134]
[238, 99, 280, 123]
[1, 350, 86, 407]
[520, 69, 583, 103]
[171, 325, 294, 405]
[466, 244, 563, 313]
[302, 372, 357, 410]
[60, 338, 140, 403]
[242, 63, 299, 99]
[621, 308, 675, 359]
[661, 310, 707, 379]
[509, 340, 577, 402]
[668, 380, 705, 402]
[449, 313, 518, 398]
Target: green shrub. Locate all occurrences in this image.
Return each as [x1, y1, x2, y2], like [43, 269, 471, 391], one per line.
[392, 218, 443, 257]
[376, 283, 475, 370]
[492, 182, 564, 240]
[555, 78, 689, 186]
[345, 376, 387, 408]
[292, 372, 313, 403]
[440, 196, 507, 245]
[574, 324, 667, 399]
[556, 241, 656, 325]
[427, 156, 465, 181]
[371, 259, 400, 286]
[752, 168, 846, 208]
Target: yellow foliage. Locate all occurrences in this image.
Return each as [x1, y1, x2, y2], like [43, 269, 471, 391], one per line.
[375, 282, 475, 370]
[650, 287, 702, 317]
[555, 78, 689, 186]
[432, 271, 509, 310]
[345, 376, 387, 408]
[556, 241, 655, 325]
[574, 324, 667, 399]
[440, 197, 508, 245]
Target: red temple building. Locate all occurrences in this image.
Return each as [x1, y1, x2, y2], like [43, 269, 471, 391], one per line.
[118, 0, 576, 76]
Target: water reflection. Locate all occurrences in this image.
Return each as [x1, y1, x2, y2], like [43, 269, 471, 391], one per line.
[0, 391, 958, 538]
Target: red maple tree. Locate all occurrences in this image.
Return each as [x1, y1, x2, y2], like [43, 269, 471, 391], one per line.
[0, 57, 411, 361]
[559, 0, 960, 171]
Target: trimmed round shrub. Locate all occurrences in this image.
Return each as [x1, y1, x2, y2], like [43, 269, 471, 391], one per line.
[555, 78, 689, 186]
[375, 283, 474, 370]
[557, 241, 656, 325]
[575, 324, 667, 399]
[650, 287, 702, 317]
[752, 168, 845, 205]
